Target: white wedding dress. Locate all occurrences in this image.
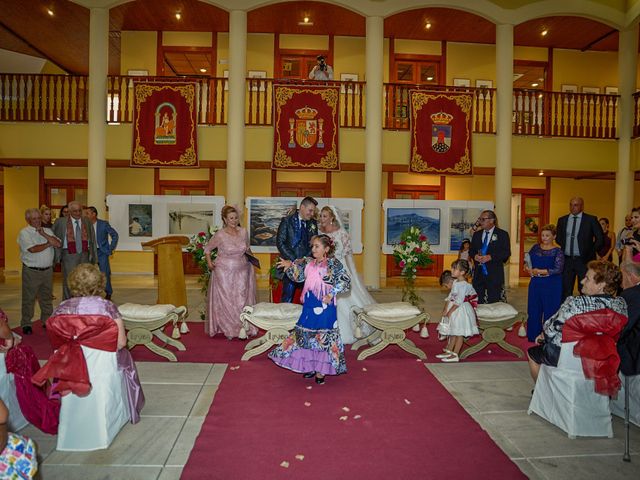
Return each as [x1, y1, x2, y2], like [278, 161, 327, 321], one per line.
[323, 208, 376, 344]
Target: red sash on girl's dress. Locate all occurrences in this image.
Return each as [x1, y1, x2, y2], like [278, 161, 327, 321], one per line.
[562, 308, 627, 396]
[32, 314, 118, 396]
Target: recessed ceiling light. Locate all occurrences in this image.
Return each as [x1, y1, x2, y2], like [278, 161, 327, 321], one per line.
[425, 22, 432, 30]
[47, 8, 54, 16]
[199, 68, 207, 73]
[531, 82, 539, 87]
[50, 162, 56, 166]
[426, 76, 434, 81]
[541, 29, 548, 36]
[175, 12, 182, 20]
[298, 17, 314, 26]
[538, 170, 544, 176]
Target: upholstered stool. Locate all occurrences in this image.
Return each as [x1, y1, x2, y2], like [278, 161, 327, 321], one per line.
[460, 303, 525, 360]
[119, 303, 187, 362]
[240, 303, 302, 361]
[352, 302, 428, 360]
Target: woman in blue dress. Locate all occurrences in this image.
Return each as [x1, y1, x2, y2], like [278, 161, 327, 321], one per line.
[269, 234, 351, 385]
[525, 224, 564, 341]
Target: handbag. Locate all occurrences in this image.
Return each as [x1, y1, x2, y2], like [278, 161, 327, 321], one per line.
[437, 316, 450, 336]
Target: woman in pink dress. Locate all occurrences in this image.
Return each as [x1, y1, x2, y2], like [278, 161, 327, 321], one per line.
[204, 206, 257, 339]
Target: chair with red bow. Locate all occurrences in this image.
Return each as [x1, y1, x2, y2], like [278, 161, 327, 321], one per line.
[528, 308, 627, 438]
[32, 314, 130, 451]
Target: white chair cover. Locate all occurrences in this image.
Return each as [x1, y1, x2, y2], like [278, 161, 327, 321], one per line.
[0, 353, 28, 431]
[528, 341, 613, 438]
[56, 345, 129, 451]
[610, 373, 640, 427]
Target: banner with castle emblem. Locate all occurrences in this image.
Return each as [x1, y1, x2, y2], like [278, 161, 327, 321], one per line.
[131, 82, 198, 167]
[409, 91, 473, 175]
[273, 85, 340, 170]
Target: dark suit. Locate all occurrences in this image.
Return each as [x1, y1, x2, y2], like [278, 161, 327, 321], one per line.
[556, 212, 603, 299]
[94, 219, 119, 297]
[53, 216, 97, 299]
[469, 227, 511, 304]
[618, 285, 640, 376]
[276, 212, 318, 303]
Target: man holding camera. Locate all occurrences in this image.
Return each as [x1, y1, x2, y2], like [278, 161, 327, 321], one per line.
[308, 55, 333, 81]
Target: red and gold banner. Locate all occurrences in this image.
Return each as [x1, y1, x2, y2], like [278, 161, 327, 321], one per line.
[273, 85, 339, 170]
[131, 82, 198, 167]
[409, 91, 473, 175]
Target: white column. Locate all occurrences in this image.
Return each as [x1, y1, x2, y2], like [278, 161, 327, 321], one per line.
[494, 24, 513, 231]
[614, 24, 638, 233]
[87, 7, 109, 215]
[226, 10, 247, 207]
[363, 16, 384, 289]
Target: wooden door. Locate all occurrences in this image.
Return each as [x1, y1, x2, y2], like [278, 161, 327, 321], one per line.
[277, 49, 329, 81]
[45, 180, 88, 222]
[515, 189, 548, 277]
[386, 179, 444, 277]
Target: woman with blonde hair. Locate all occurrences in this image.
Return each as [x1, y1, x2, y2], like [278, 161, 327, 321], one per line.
[39, 205, 53, 229]
[204, 205, 257, 339]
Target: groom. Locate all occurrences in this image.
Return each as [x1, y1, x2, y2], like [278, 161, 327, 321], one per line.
[276, 196, 318, 303]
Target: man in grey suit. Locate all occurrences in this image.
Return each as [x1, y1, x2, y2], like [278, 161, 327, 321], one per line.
[53, 200, 97, 299]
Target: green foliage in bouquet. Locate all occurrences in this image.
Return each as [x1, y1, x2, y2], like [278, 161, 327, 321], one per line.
[186, 226, 219, 294]
[392, 226, 433, 307]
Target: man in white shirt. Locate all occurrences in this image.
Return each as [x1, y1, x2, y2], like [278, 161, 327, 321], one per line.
[308, 55, 334, 81]
[18, 208, 61, 334]
[52, 200, 97, 300]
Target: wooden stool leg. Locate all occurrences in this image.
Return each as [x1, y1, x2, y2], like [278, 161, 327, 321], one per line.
[241, 339, 275, 361]
[357, 339, 390, 360]
[397, 340, 426, 359]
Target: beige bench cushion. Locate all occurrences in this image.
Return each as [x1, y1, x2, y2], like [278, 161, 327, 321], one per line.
[251, 302, 302, 321]
[362, 302, 421, 321]
[476, 302, 518, 321]
[119, 303, 176, 321]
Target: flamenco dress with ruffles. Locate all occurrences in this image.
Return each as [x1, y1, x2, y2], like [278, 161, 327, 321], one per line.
[269, 257, 351, 376]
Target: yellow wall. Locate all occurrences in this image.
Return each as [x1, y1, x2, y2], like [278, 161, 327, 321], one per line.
[279, 34, 328, 50]
[121, 31, 157, 76]
[334, 36, 366, 80]
[514, 46, 548, 62]
[159, 168, 209, 180]
[0, 125, 88, 158]
[216, 33, 229, 77]
[394, 39, 441, 56]
[41, 61, 66, 74]
[4, 167, 39, 272]
[247, 33, 275, 75]
[549, 178, 616, 224]
[163, 32, 211, 47]
[552, 49, 618, 91]
[446, 42, 496, 86]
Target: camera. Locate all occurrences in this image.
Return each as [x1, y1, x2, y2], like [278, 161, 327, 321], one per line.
[623, 237, 636, 246]
[317, 56, 326, 71]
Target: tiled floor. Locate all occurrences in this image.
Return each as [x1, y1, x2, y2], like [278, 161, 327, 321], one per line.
[1, 273, 638, 479]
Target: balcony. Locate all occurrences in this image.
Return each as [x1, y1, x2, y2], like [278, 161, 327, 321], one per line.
[0, 73, 631, 140]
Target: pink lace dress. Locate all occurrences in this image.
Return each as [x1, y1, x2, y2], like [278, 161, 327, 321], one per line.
[204, 227, 257, 338]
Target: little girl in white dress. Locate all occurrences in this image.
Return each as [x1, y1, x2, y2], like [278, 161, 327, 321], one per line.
[436, 259, 479, 362]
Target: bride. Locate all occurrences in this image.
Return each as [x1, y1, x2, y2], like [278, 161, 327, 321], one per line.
[319, 205, 375, 344]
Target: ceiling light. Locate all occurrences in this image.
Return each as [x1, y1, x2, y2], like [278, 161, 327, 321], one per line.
[47, 8, 54, 16]
[426, 76, 434, 81]
[538, 94, 543, 98]
[541, 29, 548, 36]
[425, 22, 432, 30]
[175, 12, 182, 20]
[199, 68, 207, 73]
[538, 170, 544, 176]
[304, 16, 309, 23]
[50, 162, 56, 166]
[297, 17, 314, 26]
[531, 82, 539, 87]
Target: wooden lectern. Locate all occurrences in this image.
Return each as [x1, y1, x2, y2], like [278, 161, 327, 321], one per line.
[142, 236, 190, 308]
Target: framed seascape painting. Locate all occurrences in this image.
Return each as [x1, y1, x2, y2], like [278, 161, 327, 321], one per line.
[167, 203, 214, 236]
[449, 207, 484, 251]
[128, 204, 152, 237]
[386, 208, 441, 246]
[247, 197, 299, 252]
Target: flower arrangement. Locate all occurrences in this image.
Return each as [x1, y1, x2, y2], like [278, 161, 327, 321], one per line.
[392, 226, 433, 307]
[186, 225, 219, 294]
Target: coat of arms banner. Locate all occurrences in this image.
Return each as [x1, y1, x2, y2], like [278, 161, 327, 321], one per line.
[273, 85, 340, 170]
[409, 91, 473, 175]
[131, 82, 198, 168]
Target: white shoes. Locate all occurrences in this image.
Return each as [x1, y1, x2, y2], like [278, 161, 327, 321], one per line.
[441, 353, 459, 363]
[435, 352, 451, 359]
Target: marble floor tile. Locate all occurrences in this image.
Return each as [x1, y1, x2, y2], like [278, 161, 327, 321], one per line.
[158, 466, 184, 480]
[446, 378, 534, 413]
[427, 361, 531, 383]
[139, 384, 203, 417]
[136, 362, 213, 385]
[164, 417, 206, 467]
[38, 465, 162, 480]
[190, 385, 219, 417]
[43, 416, 185, 466]
[204, 363, 228, 385]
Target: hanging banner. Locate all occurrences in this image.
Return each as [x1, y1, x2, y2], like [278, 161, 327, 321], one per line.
[131, 82, 198, 167]
[273, 85, 340, 170]
[409, 91, 473, 175]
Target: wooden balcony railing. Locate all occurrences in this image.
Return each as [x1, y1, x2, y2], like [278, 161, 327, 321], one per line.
[383, 83, 496, 133]
[633, 91, 640, 138]
[0, 73, 88, 123]
[513, 89, 618, 139]
[0, 73, 624, 140]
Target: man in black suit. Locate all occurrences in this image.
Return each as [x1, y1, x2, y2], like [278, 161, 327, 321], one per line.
[276, 196, 318, 303]
[469, 210, 511, 304]
[556, 197, 603, 299]
[618, 261, 640, 377]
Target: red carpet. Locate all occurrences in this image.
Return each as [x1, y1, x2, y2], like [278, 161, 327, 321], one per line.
[16, 320, 533, 364]
[181, 349, 526, 479]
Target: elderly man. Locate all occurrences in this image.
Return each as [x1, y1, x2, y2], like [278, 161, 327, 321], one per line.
[53, 200, 97, 300]
[18, 208, 61, 334]
[85, 206, 119, 300]
[618, 261, 640, 377]
[276, 196, 318, 303]
[556, 197, 603, 300]
[469, 210, 511, 304]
